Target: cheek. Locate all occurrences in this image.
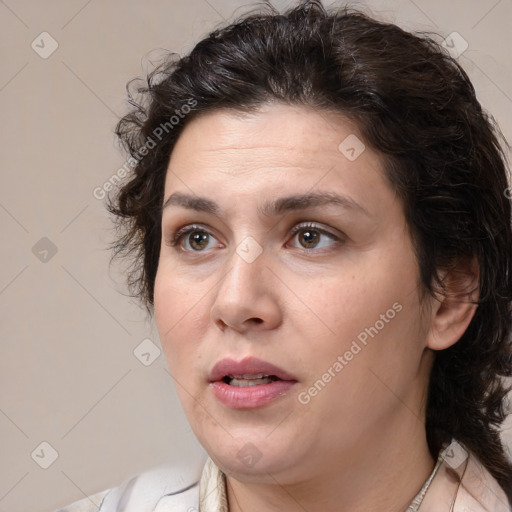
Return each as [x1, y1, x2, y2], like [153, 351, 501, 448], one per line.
[300, 246, 424, 371]
[302, 265, 410, 340]
[154, 272, 208, 374]
[154, 260, 209, 327]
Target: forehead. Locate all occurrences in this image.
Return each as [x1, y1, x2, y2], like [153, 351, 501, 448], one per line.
[168, 103, 366, 169]
[163, 103, 392, 215]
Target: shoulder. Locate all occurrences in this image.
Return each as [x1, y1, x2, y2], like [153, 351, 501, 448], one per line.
[54, 456, 206, 512]
[454, 448, 511, 512]
[420, 441, 511, 512]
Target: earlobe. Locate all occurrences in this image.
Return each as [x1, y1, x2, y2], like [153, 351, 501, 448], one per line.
[426, 259, 479, 351]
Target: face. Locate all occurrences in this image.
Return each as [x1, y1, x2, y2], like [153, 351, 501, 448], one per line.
[154, 103, 435, 485]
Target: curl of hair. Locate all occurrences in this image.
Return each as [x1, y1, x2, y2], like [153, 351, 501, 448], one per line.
[108, 0, 512, 500]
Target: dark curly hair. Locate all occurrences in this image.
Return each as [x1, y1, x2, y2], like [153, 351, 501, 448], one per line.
[108, 0, 512, 501]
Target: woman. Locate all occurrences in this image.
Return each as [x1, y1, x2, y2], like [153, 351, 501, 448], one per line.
[56, 1, 512, 510]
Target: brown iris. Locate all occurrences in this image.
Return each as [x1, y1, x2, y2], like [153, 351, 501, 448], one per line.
[298, 229, 320, 248]
[188, 230, 209, 250]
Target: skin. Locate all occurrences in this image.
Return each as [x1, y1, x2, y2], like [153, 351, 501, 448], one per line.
[154, 103, 477, 512]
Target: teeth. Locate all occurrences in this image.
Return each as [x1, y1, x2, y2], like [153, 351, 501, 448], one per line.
[237, 373, 269, 379]
[229, 377, 274, 387]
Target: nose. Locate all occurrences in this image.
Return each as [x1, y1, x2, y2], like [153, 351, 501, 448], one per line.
[210, 245, 282, 333]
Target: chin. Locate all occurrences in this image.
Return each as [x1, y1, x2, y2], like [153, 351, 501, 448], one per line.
[199, 430, 300, 479]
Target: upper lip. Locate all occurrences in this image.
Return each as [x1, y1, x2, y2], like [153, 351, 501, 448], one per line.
[208, 356, 297, 383]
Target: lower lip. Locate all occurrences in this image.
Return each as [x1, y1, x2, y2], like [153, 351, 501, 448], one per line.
[210, 380, 297, 409]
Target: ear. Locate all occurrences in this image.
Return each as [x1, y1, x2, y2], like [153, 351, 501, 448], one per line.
[426, 257, 479, 351]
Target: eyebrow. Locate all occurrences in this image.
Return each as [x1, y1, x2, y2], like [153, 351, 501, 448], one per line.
[162, 191, 370, 218]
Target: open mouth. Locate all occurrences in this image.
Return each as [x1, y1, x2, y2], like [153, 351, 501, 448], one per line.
[221, 374, 282, 387]
[209, 359, 297, 408]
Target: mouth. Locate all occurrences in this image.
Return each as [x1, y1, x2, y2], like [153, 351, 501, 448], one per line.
[208, 356, 298, 409]
[208, 356, 297, 384]
[220, 373, 283, 387]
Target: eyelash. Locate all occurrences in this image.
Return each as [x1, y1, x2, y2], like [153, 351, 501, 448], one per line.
[166, 222, 342, 254]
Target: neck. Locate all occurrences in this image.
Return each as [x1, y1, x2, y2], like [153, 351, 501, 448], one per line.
[225, 408, 435, 512]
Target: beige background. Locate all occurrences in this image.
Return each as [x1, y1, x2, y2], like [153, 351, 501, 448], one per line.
[0, 1, 511, 511]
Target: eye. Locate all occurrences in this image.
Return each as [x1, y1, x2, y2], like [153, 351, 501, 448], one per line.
[166, 222, 341, 254]
[167, 224, 221, 252]
[288, 223, 340, 250]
